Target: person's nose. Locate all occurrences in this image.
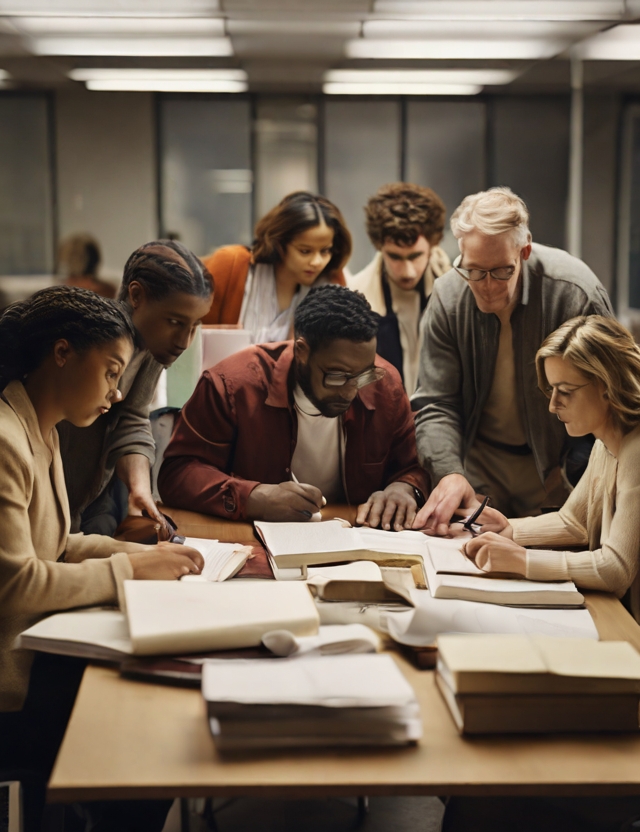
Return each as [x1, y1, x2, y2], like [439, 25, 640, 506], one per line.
[548, 389, 560, 413]
[404, 259, 418, 278]
[109, 388, 123, 404]
[309, 250, 324, 268]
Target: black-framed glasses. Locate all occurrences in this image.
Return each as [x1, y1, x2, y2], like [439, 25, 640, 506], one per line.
[453, 255, 517, 283]
[323, 367, 386, 389]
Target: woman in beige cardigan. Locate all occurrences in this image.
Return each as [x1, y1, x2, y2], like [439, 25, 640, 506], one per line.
[0, 286, 203, 832]
[463, 314, 640, 622]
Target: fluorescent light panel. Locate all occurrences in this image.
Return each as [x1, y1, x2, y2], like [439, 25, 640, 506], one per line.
[372, 1, 624, 20]
[323, 81, 481, 95]
[85, 79, 247, 92]
[346, 39, 566, 60]
[0, 1, 220, 14]
[579, 24, 640, 59]
[324, 69, 519, 85]
[30, 36, 233, 56]
[11, 17, 225, 35]
[363, 19, 597, 38]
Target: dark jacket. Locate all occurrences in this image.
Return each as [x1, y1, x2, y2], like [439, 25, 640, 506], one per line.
[159, 342, 428, 520]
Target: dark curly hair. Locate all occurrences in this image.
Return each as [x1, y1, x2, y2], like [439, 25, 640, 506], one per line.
[119, 240, 214, 303]
[365, 182, 446, 248]
[0, 286, 136, 391]
[252, 191, 352, 275]
[294, 284, 378, 353]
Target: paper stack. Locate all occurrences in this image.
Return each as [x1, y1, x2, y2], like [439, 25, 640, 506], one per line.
[202, 653, 422, 751]
[436, 634, 640, 734]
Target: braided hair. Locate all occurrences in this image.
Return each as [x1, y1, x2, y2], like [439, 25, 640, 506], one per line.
[119, 240, 214, 303]
[0, 286, 136, 392]
[294, 284, 378, 353]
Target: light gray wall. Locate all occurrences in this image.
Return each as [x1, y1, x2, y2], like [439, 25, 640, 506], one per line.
[582, 93, 620, 299]
[55, 87, 157, 281]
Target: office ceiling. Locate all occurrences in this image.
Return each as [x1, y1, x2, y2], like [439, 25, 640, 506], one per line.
[2, 0, 640, 94]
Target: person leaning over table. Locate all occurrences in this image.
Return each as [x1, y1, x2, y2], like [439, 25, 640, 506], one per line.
[443, 320, 640, 832]
[159, 284, 429, 530]
[200, 190, 350, 339]
[348, 181, 451, 393]
[0, 287, 203, 832]
[411, 186, 613, 535]
[58, 240, 214, 537]
[460, 315, 640, 622]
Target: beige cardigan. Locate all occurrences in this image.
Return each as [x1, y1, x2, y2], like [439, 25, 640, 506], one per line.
[0, 381, 141, 711]
[510, 424, 640, 622]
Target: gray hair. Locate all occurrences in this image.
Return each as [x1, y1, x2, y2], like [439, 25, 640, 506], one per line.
[450, 187, 532, 250]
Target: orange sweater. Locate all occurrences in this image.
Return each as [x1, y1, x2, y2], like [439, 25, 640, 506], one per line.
[201, 245, 345, 326]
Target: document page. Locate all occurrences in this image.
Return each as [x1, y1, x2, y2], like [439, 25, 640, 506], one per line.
[255, 520, 362, 556]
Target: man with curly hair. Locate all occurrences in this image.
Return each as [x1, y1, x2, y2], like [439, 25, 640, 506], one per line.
[348, 182, 451, 393]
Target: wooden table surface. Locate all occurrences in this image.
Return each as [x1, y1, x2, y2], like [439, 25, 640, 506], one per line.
[47, 508, 640, 803]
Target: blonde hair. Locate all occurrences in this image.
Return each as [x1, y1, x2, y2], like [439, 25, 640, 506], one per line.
[536, 315, 640, 431]
[450, 187, 531, 249]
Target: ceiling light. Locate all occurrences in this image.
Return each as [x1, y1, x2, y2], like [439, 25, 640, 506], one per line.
[69, 68, 246, 82]
[30, 36, 233, 56]
[323, 82, 481, 95]
[363, 20, 598, 38]
[84, 79, 247, 92]
[372, 1, 624, 20]
[324, 69, 520, 85]
[69, 68, 247, 92]
[346, 39, 566, 60]
[578, 24, 640, 59]
[11, 17, 225, 35]
[0, 1, 220, 14]
[227, 20, 360, 36]
[0, 69, 9, 80]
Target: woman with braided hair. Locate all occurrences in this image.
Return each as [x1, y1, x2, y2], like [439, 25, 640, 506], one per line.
[58, 239, 213, 536]
[0, 286, 203, 832]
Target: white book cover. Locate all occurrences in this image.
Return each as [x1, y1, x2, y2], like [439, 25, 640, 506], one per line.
[124, 580, 319, 655]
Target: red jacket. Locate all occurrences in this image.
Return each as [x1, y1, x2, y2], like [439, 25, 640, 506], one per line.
[158, 342, 429, 520]
[201, 245, 346, 326]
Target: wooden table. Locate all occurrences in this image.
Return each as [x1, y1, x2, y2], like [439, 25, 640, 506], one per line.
[47, 509, 640, 803]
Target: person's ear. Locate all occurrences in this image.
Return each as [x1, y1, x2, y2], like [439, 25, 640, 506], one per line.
[521, 243, 532, 261]
[294, 336, 311, 365]
[52, 339, 72, 368]
[128, 281, 145, 310]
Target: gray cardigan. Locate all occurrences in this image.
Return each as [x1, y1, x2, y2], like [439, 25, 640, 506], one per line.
[411, 243, 614, 488]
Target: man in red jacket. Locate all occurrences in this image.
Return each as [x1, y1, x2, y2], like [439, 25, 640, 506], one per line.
[159, 285, 428, 529]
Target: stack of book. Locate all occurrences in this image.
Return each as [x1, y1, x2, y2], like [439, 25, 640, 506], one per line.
[436, 633, 640, 734]
[202, 653, 422, 751]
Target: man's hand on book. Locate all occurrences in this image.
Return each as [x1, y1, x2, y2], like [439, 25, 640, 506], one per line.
[356, 481, 417, 531]
[245, 482, 324, 522]
[128, 542, 204, 580]
[462, 532, 526, 577]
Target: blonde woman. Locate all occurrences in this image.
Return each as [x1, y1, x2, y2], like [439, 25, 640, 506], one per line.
[464, 314, 640, 622]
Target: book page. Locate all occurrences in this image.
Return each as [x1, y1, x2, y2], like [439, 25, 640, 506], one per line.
[202, 653, 417, 708]
[307, 562, 383, 585]
[255, 520, 361, 557]
[182, 538, 250, 582]
[427, 541, 484, 576]
[17, 608, 133, 655]
[357, 527, 429, 556]
[385, 589, 599, 647]
[533, 636, 640, 679]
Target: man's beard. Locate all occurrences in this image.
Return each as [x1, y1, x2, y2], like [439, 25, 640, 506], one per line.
[296, 362, 351, 419]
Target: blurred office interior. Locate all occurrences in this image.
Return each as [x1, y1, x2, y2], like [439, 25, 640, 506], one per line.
[2, 0, 640, 319]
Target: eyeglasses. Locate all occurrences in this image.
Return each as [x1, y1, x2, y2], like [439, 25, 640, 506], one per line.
[453, 255, 517, 283]
[323, 367, 386, 389]
[544, 381, 591, 401]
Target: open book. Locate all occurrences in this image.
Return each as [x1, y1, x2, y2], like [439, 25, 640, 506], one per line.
[254, 520, 428, 584]
[424, 539, 584, 607]
[181, 538, 252, 582]
[18, 581, 319, 659]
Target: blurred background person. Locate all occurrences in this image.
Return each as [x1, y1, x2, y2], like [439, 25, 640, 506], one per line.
[201, 190, 351, 342]
[56, 232, 116, 299]
[349, 182, 450, 393]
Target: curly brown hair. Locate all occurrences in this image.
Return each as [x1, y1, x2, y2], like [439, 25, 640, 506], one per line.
[365, 182, 446, 248]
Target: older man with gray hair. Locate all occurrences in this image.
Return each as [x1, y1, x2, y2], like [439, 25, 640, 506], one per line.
[411, 187, 613, 535]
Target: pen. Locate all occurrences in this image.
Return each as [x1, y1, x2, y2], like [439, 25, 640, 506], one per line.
[462, 495, 490, 534]
[290, 471, 326, 517]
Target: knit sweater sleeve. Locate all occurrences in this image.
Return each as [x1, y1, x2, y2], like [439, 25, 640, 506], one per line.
[510, 435, 640, 595]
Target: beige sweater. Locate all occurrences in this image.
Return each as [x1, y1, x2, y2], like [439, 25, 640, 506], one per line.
[0, 381, 141, 711]
[510, 424, 640, 622]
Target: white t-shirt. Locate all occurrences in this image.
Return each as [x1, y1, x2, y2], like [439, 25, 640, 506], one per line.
[290, 385, 344, 503]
